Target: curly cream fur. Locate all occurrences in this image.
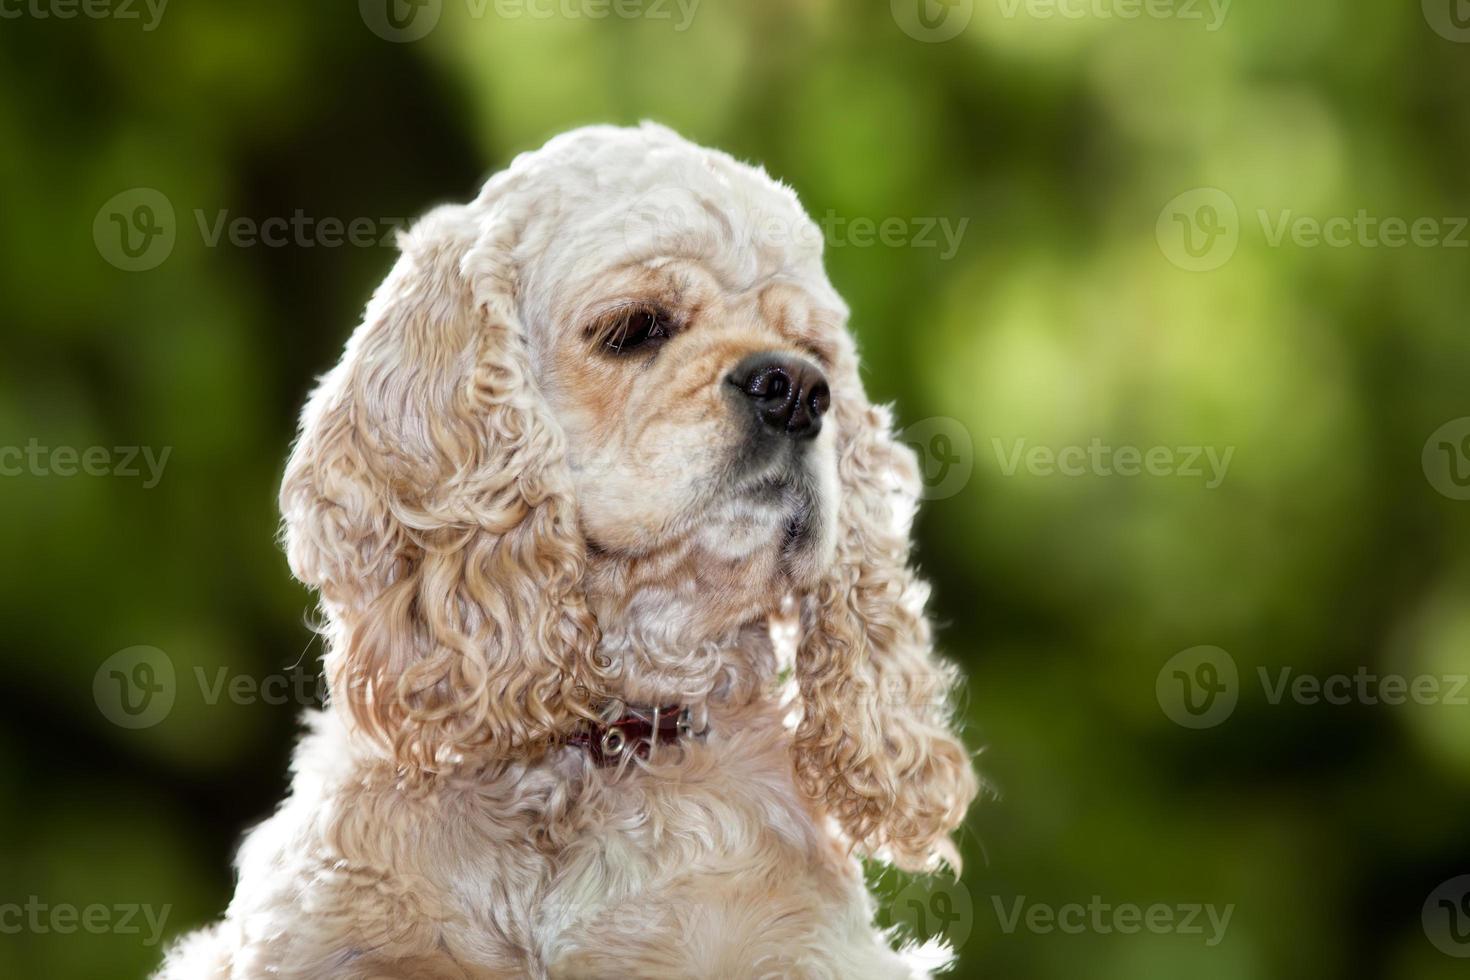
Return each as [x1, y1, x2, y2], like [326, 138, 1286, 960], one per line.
[793, 394, 976, 872]
[158, 124, 977, 980]
[279, 203, 609, 769]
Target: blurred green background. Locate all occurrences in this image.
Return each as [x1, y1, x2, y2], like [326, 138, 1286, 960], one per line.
[3, 1, 1470, 977]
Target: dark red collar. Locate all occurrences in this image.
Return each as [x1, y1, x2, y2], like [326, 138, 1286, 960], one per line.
[566, 703, 707, 766]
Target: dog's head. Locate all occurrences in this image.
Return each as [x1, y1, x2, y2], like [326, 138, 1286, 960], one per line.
[519, 126, 848, 641]
[281, 124, 973, 869]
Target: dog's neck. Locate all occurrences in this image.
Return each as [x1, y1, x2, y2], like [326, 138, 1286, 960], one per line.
[588, 616, 788, 712]
[580, 547, 801, 711]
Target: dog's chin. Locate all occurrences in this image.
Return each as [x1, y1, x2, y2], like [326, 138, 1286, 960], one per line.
[724, 462, 833, 587]
[584, 507, 827, 650]
[766, 491, 832, 592]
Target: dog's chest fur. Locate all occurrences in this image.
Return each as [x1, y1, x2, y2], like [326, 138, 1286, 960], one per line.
[237, 699, 905, 979]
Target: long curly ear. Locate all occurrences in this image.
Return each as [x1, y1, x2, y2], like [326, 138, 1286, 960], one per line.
[279, 202, 599, 770]
[791, 352, 978, 872]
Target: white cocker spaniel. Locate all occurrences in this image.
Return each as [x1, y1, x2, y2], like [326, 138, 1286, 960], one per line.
[158, 123, 977, 980]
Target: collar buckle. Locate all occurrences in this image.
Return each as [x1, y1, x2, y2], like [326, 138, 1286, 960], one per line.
[569, 701, 708, 766]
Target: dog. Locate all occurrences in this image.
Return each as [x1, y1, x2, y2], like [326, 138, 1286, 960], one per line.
[157, 123, 978, 980]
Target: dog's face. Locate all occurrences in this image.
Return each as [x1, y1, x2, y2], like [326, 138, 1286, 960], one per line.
[546, 275, 841, 634]
[549, 267, 840, 566]
[472, 126, 861, 640]
[521, 209, 848, 638]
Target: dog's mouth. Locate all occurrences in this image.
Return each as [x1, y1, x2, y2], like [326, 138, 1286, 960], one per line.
[781, 508, 809, 552]
[775, 481, 823, 565]
[777, 493, 833, 588]
[723, 457, 825, 572]
[739, 474, 812, 534]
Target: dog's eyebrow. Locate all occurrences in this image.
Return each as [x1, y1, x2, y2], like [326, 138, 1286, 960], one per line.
[580, 264, 691, 323]
[796, 338, 836, 369]
[651, 266, 692, 305]
[581, 301, 642, 337]
[757, 288, 839, 368]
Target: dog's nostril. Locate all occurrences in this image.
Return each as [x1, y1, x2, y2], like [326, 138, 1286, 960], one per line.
[740, 367, 790, 402]
[809, 382, 830, 418]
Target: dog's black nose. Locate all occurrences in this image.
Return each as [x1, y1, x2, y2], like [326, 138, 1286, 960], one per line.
[728, 353, 831, 440]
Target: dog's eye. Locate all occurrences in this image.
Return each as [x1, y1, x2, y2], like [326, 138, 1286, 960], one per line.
[603, 308, 669, 354]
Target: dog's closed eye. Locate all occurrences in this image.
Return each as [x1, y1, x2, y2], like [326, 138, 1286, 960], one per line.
[593, 304, 675, 355]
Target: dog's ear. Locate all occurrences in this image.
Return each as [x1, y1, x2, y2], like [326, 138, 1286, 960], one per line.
[280, 201, 601, 769]
[791, 349, 978, 872]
